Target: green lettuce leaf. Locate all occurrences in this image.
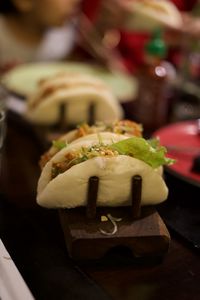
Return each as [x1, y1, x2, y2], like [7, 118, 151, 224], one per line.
[110, 137, 175, 168]
[52, 140, 67, 150]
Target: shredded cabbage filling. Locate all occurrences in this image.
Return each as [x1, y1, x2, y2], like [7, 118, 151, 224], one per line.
[51, 145, 118, 179]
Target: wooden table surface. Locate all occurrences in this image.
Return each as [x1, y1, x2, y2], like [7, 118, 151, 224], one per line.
[0, 117, 200, 300]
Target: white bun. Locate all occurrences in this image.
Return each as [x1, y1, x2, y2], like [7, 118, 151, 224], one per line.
[25, 73, 123, 125]
[38, 132, 129, 193]
[70, 131, 128, 145]
[37, 155, 168, 208]
[125, 0, 182, 31]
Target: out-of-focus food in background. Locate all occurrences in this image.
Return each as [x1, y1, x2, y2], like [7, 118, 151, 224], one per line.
[25, 72, 123, 126]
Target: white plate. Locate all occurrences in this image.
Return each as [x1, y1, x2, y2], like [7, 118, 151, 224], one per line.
[2, 62, 137, 103]
[0, 239, 35, 300]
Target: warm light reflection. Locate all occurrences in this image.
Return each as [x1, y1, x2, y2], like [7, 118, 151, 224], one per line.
[155, 66, 166, 77]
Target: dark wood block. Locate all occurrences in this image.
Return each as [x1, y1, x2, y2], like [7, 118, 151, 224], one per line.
[59, 206, 170, 261]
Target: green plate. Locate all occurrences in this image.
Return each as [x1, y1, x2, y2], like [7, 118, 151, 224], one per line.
[2, 62, 137, 102]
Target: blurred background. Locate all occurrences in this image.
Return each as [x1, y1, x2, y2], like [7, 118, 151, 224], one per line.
[0, 3, 200, 298]
[0, 0, 200, 134]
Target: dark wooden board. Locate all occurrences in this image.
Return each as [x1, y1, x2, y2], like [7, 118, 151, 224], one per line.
[59, 206, 170, 261]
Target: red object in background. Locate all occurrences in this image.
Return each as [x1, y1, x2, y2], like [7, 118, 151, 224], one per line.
[118, 32, 150, 73]
[81, 0, 101, 21]
[153, 120, 200, 187]
[81, 0, 198, 73]
[171, 0, 197, 11]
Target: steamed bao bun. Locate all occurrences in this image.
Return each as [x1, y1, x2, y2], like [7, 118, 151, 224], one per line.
[25, 72, 123, 125]
[125, 0, 182, 32]
[37, 132, 168, 209]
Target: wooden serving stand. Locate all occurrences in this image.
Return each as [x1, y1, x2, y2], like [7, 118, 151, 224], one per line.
[59, 176, 170, 261]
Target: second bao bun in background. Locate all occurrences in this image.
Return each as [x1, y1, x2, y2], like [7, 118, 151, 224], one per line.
[125, 0, 182, 32]
[25, 72, 123, 126]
